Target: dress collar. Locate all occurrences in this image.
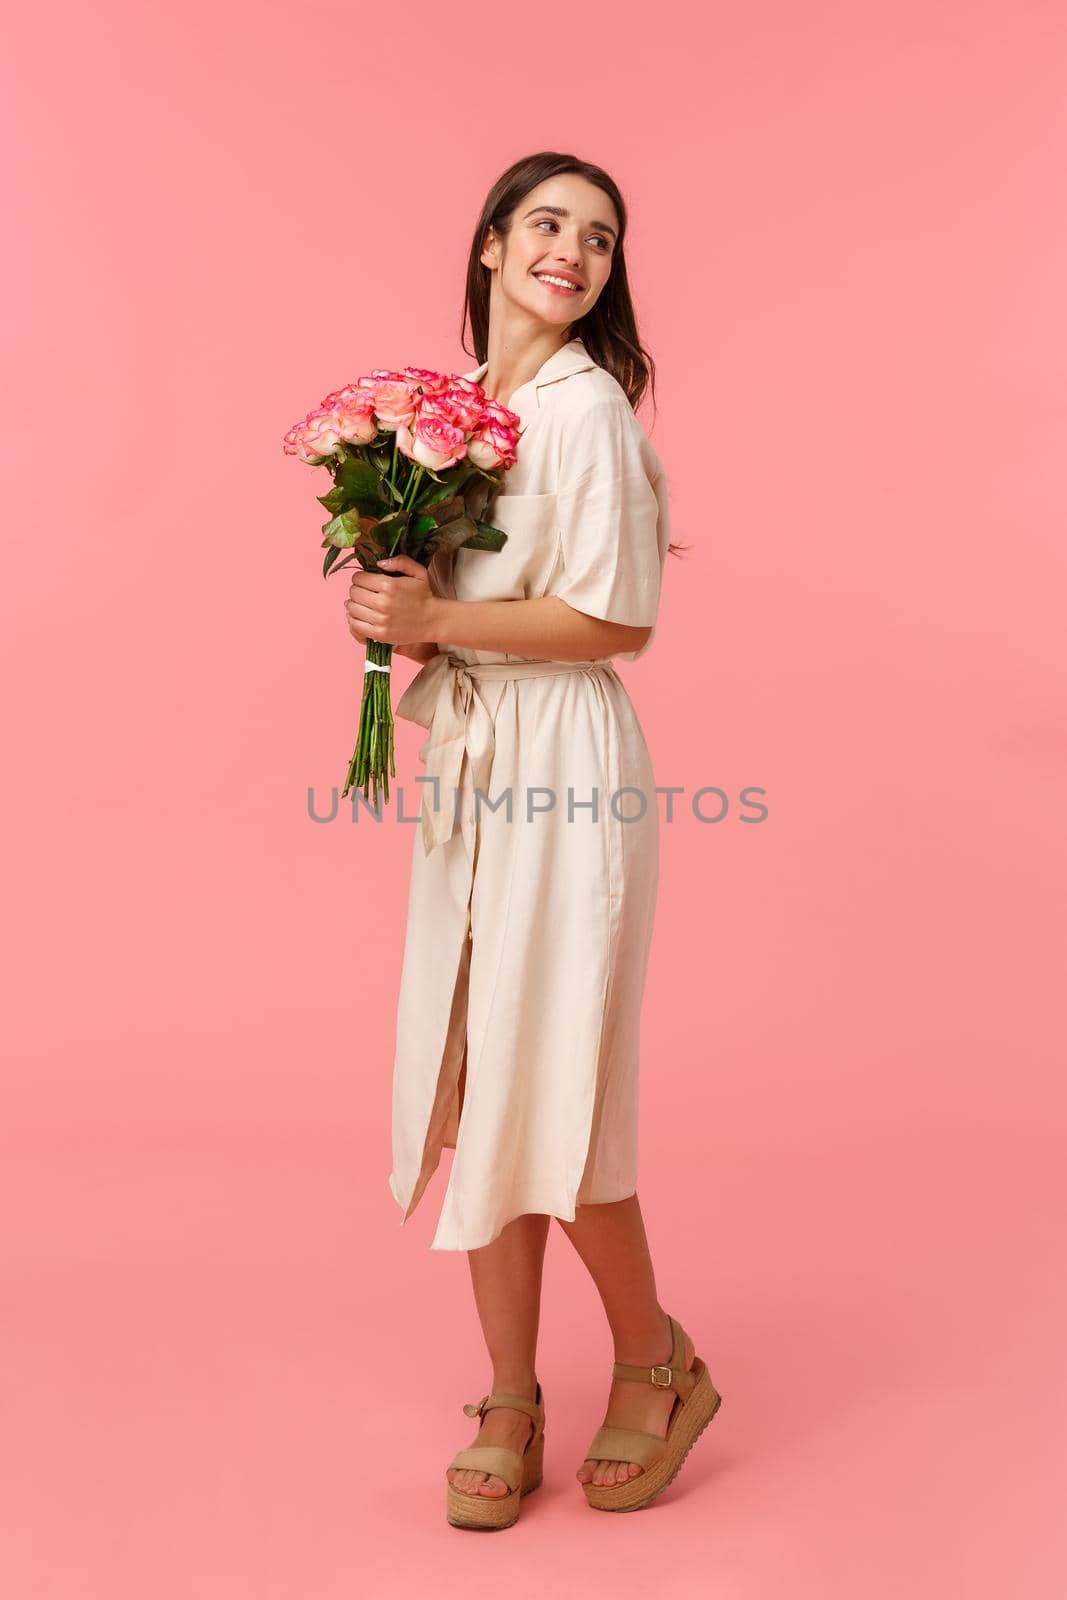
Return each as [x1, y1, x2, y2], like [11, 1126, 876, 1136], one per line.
[461, 337, 597, 423]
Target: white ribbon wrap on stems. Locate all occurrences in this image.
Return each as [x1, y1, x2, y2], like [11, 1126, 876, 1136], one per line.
[364, 660, 392, 673]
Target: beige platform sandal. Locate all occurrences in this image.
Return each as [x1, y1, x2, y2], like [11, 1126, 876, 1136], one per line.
[446, 1383, 546, 1531]
[580, 1314, 722, 1513]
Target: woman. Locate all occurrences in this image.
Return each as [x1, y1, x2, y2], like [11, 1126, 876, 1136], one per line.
[344, 152, 722, 1529]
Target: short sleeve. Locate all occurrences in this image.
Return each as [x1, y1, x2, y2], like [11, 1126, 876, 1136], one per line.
[553, 397, 668, 639]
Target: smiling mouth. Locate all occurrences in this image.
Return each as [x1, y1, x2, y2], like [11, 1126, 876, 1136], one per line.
[533, 272, 583, 293]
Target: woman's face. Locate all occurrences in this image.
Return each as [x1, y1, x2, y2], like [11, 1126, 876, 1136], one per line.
[483, 173, 619, 331]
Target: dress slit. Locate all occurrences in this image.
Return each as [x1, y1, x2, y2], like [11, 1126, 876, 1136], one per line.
[400, 909, 472, 1224]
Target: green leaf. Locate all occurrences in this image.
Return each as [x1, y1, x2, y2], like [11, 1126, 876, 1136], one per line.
[335, 455, 390, 513]
[321, 510, 361, 549]
[418, 466, 476, 507]
[427, 513, 481, 554]
[463, 474, 501, 525]
[335, 456, 379, 497]
[366, 508, 412, 564]
[317, 485, 352, 514]
[426, 494, 465, 525]
[464, 519, 509, 552]
[408, 513, 438, 543]
[323, 550, 362, 577]
[419, 514, 505, 557]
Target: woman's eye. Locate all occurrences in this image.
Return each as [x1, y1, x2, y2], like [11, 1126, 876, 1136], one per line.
[535, 218, 611, 251]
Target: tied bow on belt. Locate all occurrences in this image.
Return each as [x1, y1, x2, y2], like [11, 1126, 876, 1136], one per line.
[394, 651, 605, 856]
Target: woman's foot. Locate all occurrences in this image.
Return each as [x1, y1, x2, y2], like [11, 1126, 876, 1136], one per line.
[447, 1385, 537, 1499]
[575, 1309, 696, 1489]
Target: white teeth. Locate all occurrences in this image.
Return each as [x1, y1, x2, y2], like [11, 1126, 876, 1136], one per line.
[535, 273, 580, 291]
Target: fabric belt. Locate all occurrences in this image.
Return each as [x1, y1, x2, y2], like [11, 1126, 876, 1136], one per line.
[394, 650, 608, 855]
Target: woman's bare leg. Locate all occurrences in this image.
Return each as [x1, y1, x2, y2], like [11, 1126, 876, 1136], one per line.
[556, 1193, 696, 1489]
[447, 1211, 550, 1498]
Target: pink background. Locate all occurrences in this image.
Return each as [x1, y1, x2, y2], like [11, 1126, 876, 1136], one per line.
[4, 2, 1065, 1594]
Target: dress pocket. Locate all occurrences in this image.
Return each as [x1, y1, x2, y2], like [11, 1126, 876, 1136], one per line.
[453, 491, 560, 604]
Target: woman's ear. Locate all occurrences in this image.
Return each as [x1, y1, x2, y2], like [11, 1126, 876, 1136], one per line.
[480, 226, 500, 272]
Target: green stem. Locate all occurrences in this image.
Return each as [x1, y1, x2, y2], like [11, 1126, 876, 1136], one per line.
[341, 639, 396, 805]
[401, 463, 425, 513]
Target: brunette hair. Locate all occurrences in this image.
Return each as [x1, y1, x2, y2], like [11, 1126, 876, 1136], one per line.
[461, 151, 686, 557]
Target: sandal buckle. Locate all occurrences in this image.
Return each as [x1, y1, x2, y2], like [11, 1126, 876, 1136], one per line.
[462, 1396, 487, 1418]
[650, 1365, 673, 1388]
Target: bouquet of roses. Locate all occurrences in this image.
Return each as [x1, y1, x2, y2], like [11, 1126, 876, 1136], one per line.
[283, 363, 521, 804]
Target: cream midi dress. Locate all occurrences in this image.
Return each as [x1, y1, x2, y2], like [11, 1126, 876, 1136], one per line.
[387, 336, 673, 1251]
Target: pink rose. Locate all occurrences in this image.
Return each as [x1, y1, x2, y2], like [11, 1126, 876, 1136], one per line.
[449, 376, 486, 404]
[321, 371, 404, 407]
[419, 393, 483, 434]
[402, 366, 450, 396]
[441, 390, 490, 435]
[334, 390, 379, 445]
[484, 397, 522, 436]
[282, 426, 324, 465]
[283, 406, 346, 464]
[366, 378, 419, 432]
[467, 415, 520, 471]
[321, 383, 360, 407]
[394, 413, 468, 471]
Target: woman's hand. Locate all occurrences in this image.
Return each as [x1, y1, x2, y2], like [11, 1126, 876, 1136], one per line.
[344, 554, 440, 649]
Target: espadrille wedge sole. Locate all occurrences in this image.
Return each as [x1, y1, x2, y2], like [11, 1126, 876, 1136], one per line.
[581, 1315, 721, 1513]
[446, 1383, 546, 1530]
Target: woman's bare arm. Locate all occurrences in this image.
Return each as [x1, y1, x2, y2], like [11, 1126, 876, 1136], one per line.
[426, 594, 650, 662]
[393, 641, 438, 664]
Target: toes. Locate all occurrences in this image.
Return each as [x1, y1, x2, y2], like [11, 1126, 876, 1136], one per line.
[583, 1458, 643, 1488]
[449, 1468, 493, 1497]
[448, 1468, 508, 1497]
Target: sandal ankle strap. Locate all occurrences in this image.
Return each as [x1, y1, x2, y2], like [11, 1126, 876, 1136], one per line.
[462, 1381, 543, 1422]
[611, 1315, 697, 1402]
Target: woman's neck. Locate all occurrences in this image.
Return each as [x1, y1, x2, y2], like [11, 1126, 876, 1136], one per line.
[480, 326, 574, 409]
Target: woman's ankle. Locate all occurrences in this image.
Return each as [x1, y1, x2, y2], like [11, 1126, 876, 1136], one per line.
[611, 1305, 672, 1364]
[490, 1370, 538, 1396]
